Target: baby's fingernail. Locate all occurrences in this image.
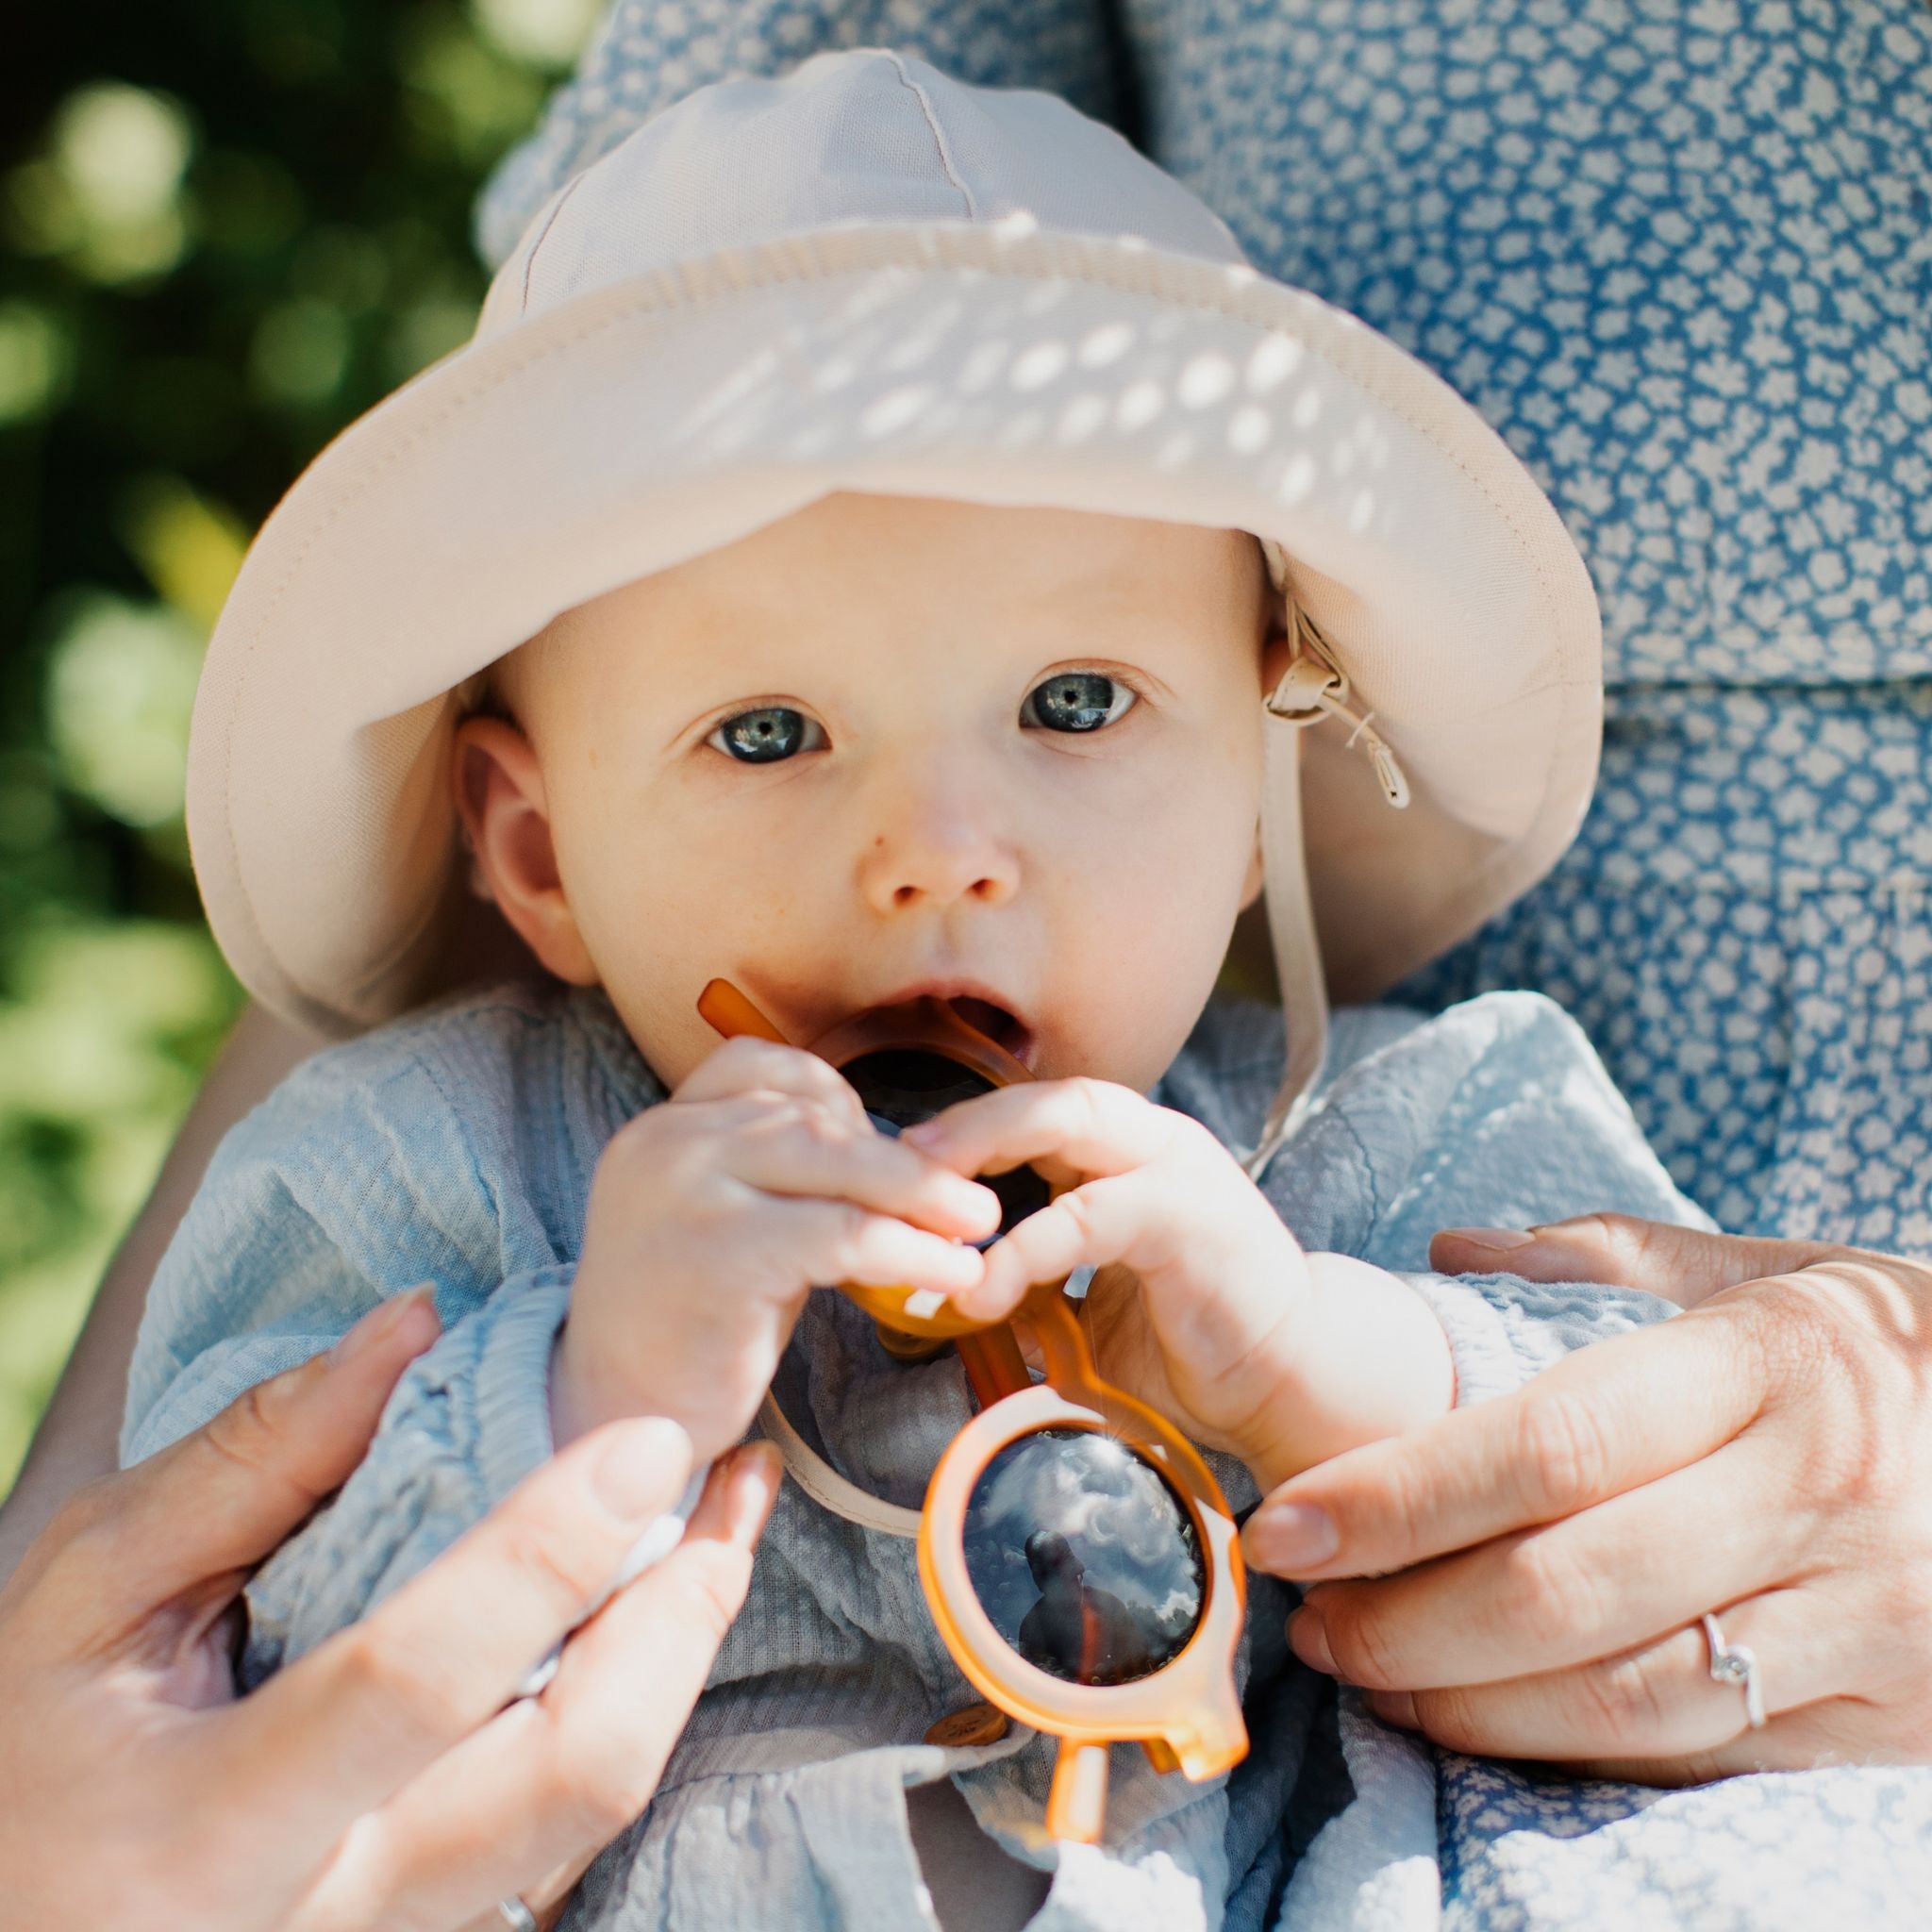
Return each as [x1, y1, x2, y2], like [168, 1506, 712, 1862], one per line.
[965, 1182, 1002, 1227]
[1367, 1690, 1420, 1730]
[1288, 1605, 1337, 1675]
[1438, 1226, 1535, 1254]
[1243, 1502, 1339, 1574]
[903, 1119, 944, 1146]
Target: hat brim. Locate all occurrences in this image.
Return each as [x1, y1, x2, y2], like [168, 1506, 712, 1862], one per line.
[188, 221, 1599, 1037]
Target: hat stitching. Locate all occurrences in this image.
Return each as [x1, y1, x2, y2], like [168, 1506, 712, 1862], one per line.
[879, 49, 981, 221]
[212, 225, 1590, 1021]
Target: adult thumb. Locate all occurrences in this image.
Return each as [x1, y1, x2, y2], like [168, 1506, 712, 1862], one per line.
[26, 1290, 441, 1647]
[1428, 1214, 1845, 1308]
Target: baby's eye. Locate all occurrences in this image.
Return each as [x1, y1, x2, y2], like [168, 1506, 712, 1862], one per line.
[707, 707, 825, 763]
[1021, 671, 1137, 734]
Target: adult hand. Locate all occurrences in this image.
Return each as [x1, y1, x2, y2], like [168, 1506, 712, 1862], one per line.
[0, 1290, 780, 1930]
[1239, 1215, 1932, 1785]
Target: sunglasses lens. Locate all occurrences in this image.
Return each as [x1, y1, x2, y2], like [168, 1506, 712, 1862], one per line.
[961, 1427, 1205, 1686]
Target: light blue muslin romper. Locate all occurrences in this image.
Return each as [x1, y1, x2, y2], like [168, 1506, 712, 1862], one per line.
[478, 0, 1932, 1257]
[461, 3, 1932, 1926]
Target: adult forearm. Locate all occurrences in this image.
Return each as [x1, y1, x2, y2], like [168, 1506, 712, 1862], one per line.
[0, 999, 321, 1580]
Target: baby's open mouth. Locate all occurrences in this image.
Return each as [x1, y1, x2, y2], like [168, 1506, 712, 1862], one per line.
[945, 995, 1032, 1061]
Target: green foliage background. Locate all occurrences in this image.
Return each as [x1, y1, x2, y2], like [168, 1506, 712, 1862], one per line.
[0, 0, 600, 1494]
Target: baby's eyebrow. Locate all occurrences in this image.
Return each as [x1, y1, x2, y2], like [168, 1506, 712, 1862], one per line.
[1024, 569, 1156, 615]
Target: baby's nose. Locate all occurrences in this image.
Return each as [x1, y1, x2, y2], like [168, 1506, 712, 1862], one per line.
[856, 791, 1020, 914]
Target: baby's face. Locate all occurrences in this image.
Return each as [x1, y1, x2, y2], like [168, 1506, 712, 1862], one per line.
[457, 491, 1284, 1094]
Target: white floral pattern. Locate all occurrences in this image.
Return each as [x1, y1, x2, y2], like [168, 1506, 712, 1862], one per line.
[1108, 0, 1932, 1253]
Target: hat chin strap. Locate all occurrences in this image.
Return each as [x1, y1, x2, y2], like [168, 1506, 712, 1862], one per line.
[1244, 710, 1330, 1186]
[758, 1390, 922, 1538]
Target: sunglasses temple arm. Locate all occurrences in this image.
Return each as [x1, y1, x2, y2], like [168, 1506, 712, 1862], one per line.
[697, 976, 791, 1044]
[956, 1324, 1030, 1407]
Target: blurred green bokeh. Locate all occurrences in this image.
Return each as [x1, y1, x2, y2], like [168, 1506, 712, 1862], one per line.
[0, 0, 599, 1494]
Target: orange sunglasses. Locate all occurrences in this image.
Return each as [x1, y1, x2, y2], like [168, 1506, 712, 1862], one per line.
[697, 977, 1248, 1844]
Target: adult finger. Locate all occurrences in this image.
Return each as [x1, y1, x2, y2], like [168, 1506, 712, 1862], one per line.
[1241, 1299, 1766, 1582]
[215, 1415, 698, 1858]
[1285, 1436, 1811, 1690]
[1571, 1694, 1893, 1785]
[1361, 1586, 1835, 1764]
[305, 1442, 779, 1932]
[12, 1290, 441, 1648]
[1429, 1215, 1846, 1307]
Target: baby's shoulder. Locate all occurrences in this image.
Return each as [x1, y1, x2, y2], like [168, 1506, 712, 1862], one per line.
[1158, 986, 1608, 1158]
[200, 979, 662, 1246]
[259, 977, 649, 1133]
[163, 977, 660, 1306]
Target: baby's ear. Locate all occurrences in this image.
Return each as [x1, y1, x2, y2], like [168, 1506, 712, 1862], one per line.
[451, 715, 598, 986]
[1257, 603, 1295, 703]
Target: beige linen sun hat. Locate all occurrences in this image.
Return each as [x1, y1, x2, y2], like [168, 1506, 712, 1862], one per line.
[186, 47, 1601, 1170]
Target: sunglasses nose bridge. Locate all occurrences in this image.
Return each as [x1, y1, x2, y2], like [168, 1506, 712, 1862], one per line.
[1016, 1279, 1102, 1393]
[1046, 1740, 1112, 1844]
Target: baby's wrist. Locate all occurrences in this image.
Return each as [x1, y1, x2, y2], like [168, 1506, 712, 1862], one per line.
[548, 1320, 749, 1465]
[1234, 1257, 1456, 1493]
[548, 1323, 602, 1452]
[548, 1317, 666, 1450]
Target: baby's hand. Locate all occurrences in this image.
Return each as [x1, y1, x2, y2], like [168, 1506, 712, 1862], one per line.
[903, 1081, 1454, 1490]
[554, 1037, 1000, 1463]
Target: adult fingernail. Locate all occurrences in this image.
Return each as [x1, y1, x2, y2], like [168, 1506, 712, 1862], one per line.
[1367, 1690, 1420, 1730]
[1243, 1502, 1339, 1574]
[1288, 1605, 1337, 1675]
[327, 1286, 435, 1366]
[592, 1417, 692, 1519]
[1439, 1226, 1535, 1254]
[726, 1441, 783, 1538]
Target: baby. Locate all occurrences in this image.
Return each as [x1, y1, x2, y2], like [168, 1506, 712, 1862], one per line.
[122, 51, 1703, 1932]
[469, 491, 1451, 1493]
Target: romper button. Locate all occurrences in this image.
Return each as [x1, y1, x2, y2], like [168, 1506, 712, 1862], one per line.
[924, 1701, 1010, 1748]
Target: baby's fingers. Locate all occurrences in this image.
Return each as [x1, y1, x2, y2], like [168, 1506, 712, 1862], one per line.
[675, 1033, 870, 1129]
[731, 1107, 1001, 1241]
[782, 1195, 990, 1299]
[947, 1171, 1157, 1322]
[903, 1076, 1188, 1181]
